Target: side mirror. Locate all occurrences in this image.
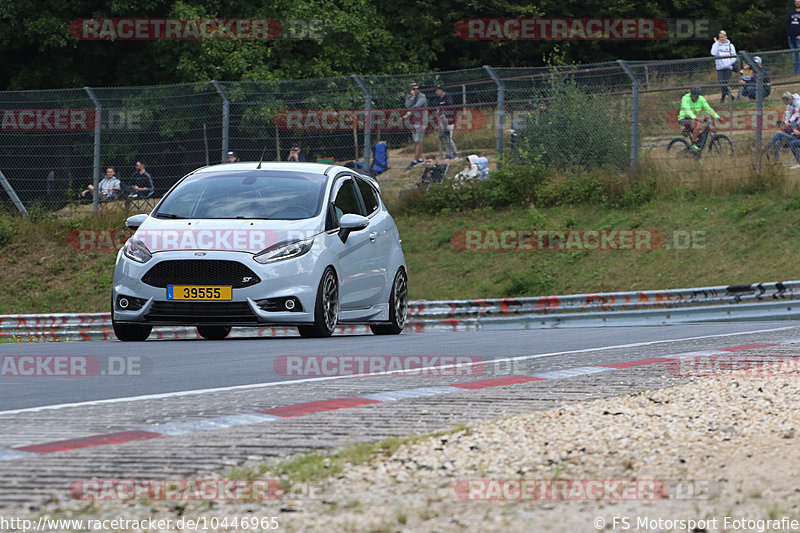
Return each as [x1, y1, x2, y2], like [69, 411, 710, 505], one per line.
[338, 213, 369, 243]
[125, 214, 148, 231]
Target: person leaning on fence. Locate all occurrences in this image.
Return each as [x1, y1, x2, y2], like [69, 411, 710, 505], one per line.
[738, 57, 770, 101]
[126, 161, 154, 198]
[711, 30, 737, 103]
[789, 0, 800, 75]
[679, 86, 723, 151]
[433, 85, 459, 160]
[781, 92, 800, 128]
[404, 82, 428, 169]
[81, 166, 121, 201]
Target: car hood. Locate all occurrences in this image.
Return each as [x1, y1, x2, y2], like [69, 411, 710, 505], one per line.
[133, 217, 323, 253]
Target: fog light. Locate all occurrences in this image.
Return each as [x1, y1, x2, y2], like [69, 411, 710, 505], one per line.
[118, 297, 129, 309]
[285, 298, 296, 310]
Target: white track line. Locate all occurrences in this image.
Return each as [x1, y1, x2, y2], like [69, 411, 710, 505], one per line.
[0, 326, 795, 416]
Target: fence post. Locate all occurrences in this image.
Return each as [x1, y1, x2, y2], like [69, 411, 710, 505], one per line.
[84, 87, 101, 212]
[0, 169, 28, 217]
[617, 60, 639, 178]
[211, 81, 229, 163]
[351, 75, 371, 169]
[483, 65, 505, 161]
[740, 51, 763, 171]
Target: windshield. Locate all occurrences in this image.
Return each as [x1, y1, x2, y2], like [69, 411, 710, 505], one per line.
[155, 170, 328, 220]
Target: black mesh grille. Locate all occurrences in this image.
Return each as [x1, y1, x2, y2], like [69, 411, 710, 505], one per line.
[142, 260, 260, 288]
[145, 301, 257, 323]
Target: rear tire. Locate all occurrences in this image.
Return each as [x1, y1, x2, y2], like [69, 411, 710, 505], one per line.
[667, 138, 694, 158]
[196, 325, 231, 340]
[113, 321, 152, 342]
[298, 267, 339, 338]
[371, 268, 408, 336]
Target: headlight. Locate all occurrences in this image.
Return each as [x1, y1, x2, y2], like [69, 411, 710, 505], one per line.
[254, 237, 314, 264]
[122, 237, 152, 263]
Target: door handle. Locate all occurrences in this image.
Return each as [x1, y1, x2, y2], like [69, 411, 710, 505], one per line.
[369, 232, 378, 242]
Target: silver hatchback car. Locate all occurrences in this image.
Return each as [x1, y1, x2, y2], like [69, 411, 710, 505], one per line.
[111, 162, 408, 341]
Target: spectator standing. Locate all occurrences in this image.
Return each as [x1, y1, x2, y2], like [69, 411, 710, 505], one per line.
[433, 85, 459, 160]
[789, 0, 800, 74]
[127, 161, 154, 198]
[711, 30, 737, 103]
[46, 169, 54, 196]
[287, 146, 307, 161]
[226, 150, 239, 163]
[404, 82, 428, 169]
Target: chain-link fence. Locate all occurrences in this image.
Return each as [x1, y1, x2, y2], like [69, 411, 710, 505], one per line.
[2, 48, 800, 215]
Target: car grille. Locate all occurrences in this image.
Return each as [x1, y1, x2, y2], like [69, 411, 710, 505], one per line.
[145, 301, 257, 323]
[142, 260, 261, 288]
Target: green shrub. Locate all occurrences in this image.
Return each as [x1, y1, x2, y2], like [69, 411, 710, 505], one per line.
[0, 215, 17, 247]
[512, 73, 629, 171]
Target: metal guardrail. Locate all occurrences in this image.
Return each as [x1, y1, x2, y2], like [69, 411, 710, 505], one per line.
[2, 281, 799, 341]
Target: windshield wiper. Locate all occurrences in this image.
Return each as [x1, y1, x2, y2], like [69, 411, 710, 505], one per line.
[155, 212, 187, 219]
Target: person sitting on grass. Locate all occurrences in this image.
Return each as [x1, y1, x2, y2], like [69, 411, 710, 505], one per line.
[418, 155, 443, 186]
[766, 113, 800, 166]
[678, 86, 724, 151]
[738, 56, 771, 101]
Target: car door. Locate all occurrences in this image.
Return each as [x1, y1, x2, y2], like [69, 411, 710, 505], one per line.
[328, 176, 382, 310]
[354, 176, 392, 292]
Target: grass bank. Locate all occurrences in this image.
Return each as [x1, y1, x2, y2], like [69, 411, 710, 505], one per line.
[1, 183, 800, 314]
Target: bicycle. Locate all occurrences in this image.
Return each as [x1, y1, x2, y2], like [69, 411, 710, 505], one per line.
[667, 118, 734, 158]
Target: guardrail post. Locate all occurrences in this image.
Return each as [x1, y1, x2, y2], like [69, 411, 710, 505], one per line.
[211, 81, 229, 163]
[84, 87, 102, 212]
[351, 75, 371, 169]
[483, 65, 505, 162]
[740, 51, 763, 171]
[617, 60, 639, 179]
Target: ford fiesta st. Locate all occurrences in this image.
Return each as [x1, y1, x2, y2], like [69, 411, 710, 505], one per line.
[111, 162, 408, 341]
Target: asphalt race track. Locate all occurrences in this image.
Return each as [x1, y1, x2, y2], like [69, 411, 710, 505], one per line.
[0, 322, 795, 411]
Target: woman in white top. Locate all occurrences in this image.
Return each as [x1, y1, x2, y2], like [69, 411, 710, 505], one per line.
[711, 30, 737, 103]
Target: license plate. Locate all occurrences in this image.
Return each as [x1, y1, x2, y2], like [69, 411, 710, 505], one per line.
[167, 286, 232, 301]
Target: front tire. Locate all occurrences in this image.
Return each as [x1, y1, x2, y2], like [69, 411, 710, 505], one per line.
[371, 268, 408, 335]
[113, 321, 152, 342]
[298, 267, 339, 338]
[708, 135, 734, 156]
[196, 326, 231, 340]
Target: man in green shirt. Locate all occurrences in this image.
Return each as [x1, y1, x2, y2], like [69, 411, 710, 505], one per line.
[679, 86, 725, 150]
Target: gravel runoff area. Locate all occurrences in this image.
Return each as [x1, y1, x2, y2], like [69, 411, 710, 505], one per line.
[9, 348, 800, 533]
